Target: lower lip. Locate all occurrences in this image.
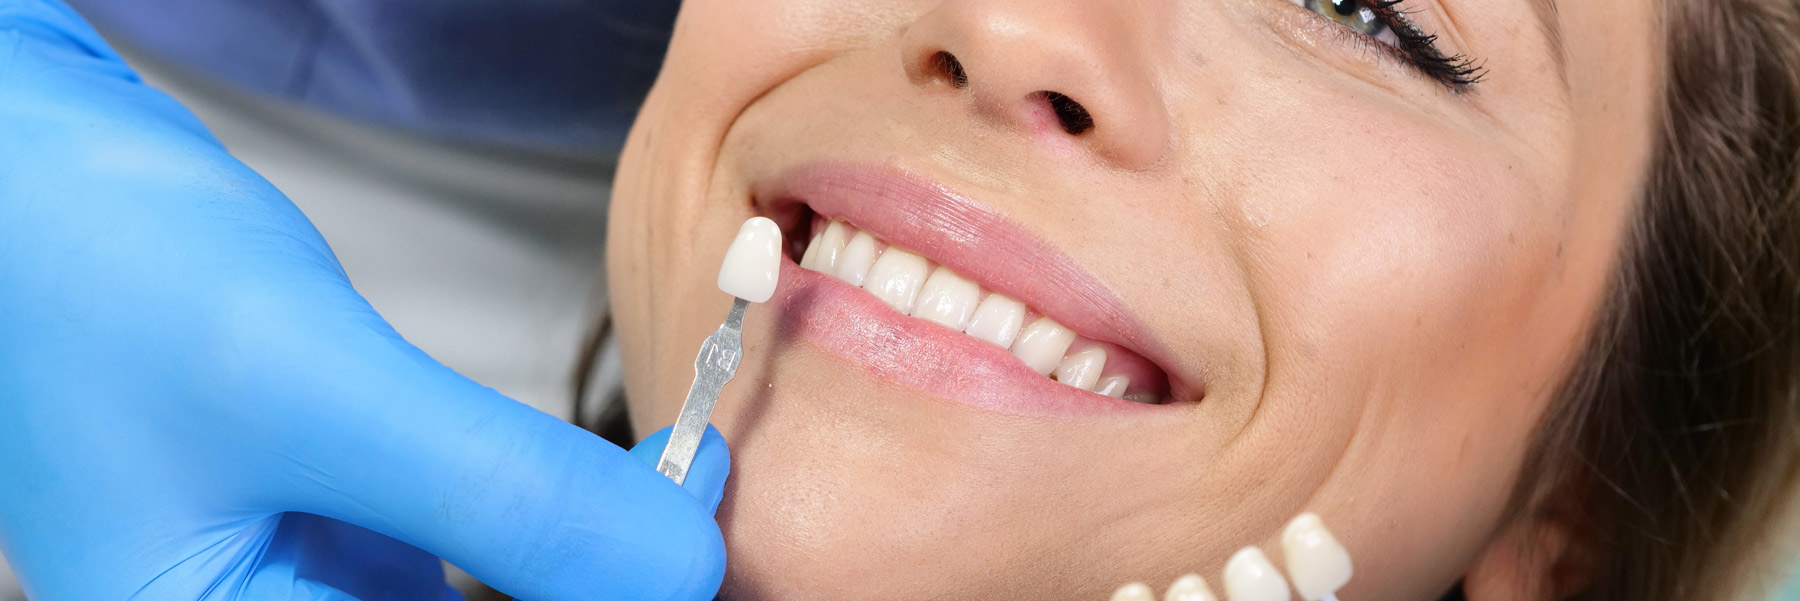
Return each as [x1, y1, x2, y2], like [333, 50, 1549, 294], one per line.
[767, 258, 1175, 416]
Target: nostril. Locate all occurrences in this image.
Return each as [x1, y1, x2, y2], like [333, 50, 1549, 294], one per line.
[1039, 91, 1094, 136]
[929, 51, 969, 89]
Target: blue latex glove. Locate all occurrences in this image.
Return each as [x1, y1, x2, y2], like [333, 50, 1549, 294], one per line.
[0, 1, 728, 599]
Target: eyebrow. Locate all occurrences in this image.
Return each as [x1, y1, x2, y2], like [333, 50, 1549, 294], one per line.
[1529, 0, 1569, 83]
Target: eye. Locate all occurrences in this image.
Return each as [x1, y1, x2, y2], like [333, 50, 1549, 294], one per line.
[1299, 0, 1399, 45]
[1286, 0, 1486, 91]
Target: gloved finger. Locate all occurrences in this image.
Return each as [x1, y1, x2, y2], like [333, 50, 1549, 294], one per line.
[2, 4, 720, 600]
[1, 0, 224, 152]
[630, 425, 732, 515]
[239, 313, 725, 601]
[245, 513, 462, 601]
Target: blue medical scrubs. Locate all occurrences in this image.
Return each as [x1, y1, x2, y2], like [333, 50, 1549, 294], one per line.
[66, 0, 681, 151]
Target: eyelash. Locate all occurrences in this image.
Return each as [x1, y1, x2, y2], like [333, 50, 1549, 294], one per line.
[1306, 0, 1488, 91]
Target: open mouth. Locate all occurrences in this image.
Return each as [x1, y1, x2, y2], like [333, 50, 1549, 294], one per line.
[755, 162, 1197, 413]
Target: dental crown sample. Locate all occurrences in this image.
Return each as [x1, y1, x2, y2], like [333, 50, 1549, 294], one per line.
[1223, 547, 1292, 601]
[798, 215, 1173, 403]
[1281, 513, 1353, 601]
[718, 216, 783, 302]
[658, 216, 782, 486]
[1108, 515, 1350, 601]
[1109, 582, 1155, 601]
[1163, 574, 1219, 601]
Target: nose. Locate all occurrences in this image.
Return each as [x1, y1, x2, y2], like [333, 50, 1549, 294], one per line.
[901, 0, 1171, 170]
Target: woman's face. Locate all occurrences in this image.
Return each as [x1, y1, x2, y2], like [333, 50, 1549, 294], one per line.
[609, 0, 1658, 598]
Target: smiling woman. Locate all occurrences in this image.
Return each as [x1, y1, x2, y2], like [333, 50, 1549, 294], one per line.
[597, 0, 1800, 599]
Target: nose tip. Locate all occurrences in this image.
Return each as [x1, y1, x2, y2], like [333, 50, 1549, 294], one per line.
[901, 1, 1171, 170]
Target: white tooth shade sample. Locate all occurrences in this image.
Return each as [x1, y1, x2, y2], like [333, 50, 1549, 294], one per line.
[1011, 317, 1076, 375]
[1110, 582, 1156, 601]
[964, 293, 1027, 348]
[717, 216, 783, 302]
[1223, 547, 1292, 601]
[1282, 513, 1353, 601]
[1164, 574, 1218, 601]
[835, 230, 881, 286]
[863, 247, 931, 313]
[914, 268, 981, 330]
[1096, 375, 1131, 398]
[1053, 347, 1107, 390]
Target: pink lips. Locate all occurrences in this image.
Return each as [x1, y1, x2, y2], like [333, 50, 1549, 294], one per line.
[755, 162, 1194, 415]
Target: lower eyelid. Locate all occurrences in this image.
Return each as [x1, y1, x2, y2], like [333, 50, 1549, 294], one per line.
[1287, 8, 1408, 71]
[1267, 3, 1441, 92]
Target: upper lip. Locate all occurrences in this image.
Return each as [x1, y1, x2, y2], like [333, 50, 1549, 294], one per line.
[753, 161, 1200, 403]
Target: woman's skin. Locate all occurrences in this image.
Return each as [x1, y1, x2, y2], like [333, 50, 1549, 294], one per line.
[608, 0, 1658, 598]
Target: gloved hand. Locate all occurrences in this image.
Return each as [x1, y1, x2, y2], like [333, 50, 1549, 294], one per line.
[0, 1, 728, 599]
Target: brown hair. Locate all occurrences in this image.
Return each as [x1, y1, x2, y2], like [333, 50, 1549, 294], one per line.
[1511, 0, 1800, 598]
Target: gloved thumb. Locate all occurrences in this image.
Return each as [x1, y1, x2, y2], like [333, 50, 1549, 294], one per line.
[241, 314, 729, 601]
[631, 424, 733, 515]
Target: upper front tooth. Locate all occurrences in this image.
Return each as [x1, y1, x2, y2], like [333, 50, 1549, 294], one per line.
[1053, 346, 1107, 390]
[1281, 513, 1352, 601]
[1110, 583, 1155, 601]
[864, 247, 931, 313]
[835, 229, 880, 286]
[1223, 547, 1292, 601]
[913, 268, 980, 330]
[1011, 317, 1076, 375]
[800, 230, 824, 269]
[812, 220, 849, 273]
[964, 293, 1027, 348]
[1164, 574, 1218, 601]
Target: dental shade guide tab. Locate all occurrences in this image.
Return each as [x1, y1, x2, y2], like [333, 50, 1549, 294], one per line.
[717, 216, 783, 302]
[1164, 574, 1219, 601]
[1222, 546, 1291, 601]
[656, 217, 782, 485]
[1281, 513, 1353, 601]
[1111, 582, 1156, 601]
[1109, 514, 1352, 601]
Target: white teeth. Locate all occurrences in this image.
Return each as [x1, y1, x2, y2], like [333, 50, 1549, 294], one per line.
[1096, 375, 1131, 398]
[1281, 513, 1352, 601]
[914, 268, 981, 331]
[834, 230, 880, 286]
[799, 219, 1159, 401]
[1110, 583, 1156, 601]
[863, 247, 931, 314]
[1053, 347, 1107, 390]
[813, 220, 849, 273]
[1164, 574, 1219, 601]
[1223, 547, 1291, 601]
[1011, 317, 1076, 375]
[800, 231, 824, 269]
[964, 293, 1027, 348]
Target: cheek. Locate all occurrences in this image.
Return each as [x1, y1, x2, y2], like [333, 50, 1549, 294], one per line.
[1216, 100, 1588, 593]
